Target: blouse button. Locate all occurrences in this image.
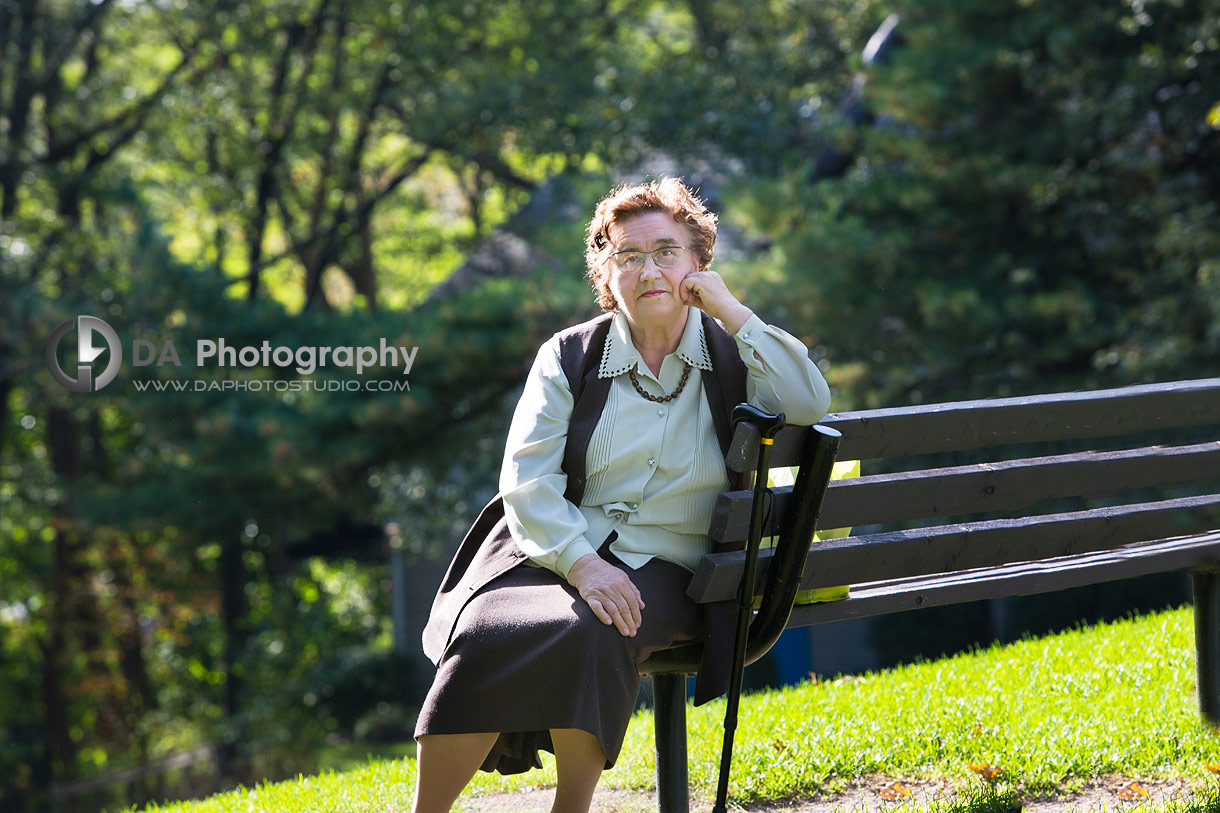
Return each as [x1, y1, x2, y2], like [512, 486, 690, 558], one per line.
[657, 408, 664, 417]
[647, 457, 656, 467]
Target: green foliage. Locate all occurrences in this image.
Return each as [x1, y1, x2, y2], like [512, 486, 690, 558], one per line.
[729, 0, 1220, 408]
[131, 0, 644, 311]
[594, 0, 889, 173]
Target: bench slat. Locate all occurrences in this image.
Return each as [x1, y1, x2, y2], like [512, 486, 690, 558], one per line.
[819, 378, 1220, 461]
[708, 442, 1220, 544]
[784, 532, 1220, 626]
[691, 493, 1220, 601]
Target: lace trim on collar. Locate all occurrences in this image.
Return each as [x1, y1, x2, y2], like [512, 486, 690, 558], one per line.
[598, 312, 715, 378]
[599, 338, 636, 378]
[682, 323, 714, 371]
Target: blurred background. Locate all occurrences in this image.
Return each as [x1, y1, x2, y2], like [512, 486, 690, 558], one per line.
[2, 0, 1218, 810]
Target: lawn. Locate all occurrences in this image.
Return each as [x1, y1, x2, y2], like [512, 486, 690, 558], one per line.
[128, 605, 1220, 812]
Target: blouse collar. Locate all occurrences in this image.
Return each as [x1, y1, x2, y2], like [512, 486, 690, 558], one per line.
[599, 308, 714, 379]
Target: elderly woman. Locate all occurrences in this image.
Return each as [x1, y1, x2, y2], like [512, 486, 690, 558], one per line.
[413, 178, 831, 813]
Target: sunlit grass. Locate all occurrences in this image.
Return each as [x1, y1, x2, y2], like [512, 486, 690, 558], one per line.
[129, 606, 1220, 812]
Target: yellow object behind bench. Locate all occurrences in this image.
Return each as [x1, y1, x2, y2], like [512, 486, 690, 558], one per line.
[756, 459, 860, 606]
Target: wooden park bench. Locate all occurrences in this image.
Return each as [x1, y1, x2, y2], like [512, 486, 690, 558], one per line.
[637, 377, 1220, 813]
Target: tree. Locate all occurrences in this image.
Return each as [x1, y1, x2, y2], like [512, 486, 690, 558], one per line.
[1, 0, 220, 797]
[732, 0, 1219, 408]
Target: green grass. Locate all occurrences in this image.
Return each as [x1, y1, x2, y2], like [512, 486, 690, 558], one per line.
[128, 606, 1220, 812]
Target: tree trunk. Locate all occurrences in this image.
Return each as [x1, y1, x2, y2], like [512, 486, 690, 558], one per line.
[114, 536, 158, 716]
[0, 379, 11, 465]
[216, 532, 249, 783]
[42, 533, 78, 781]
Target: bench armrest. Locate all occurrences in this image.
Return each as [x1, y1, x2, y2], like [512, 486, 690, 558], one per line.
[742, 424, 842, 660]
[640, 423, 842, 676]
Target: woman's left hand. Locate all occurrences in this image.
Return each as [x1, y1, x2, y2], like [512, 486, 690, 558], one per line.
[566, 554, 645, 638]
[680, 270, 753, 334]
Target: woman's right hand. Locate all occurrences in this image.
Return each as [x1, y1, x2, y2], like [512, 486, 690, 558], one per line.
[566, 554, 645, 637]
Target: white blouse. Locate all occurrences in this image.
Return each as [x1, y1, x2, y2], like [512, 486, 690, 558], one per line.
[499, 308, 831, 578]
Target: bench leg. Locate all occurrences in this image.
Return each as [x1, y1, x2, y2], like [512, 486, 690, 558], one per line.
[653, 674, 689, 813]
[1194, 570, 1220, 726]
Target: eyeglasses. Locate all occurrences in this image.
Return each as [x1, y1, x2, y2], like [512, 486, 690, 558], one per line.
[609, 245, 688, 273]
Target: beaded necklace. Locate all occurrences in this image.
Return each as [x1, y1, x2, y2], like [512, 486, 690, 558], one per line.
[628, 362, 691, 403]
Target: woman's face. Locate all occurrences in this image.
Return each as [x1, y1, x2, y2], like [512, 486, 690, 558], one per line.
[606, 211, 696, 332]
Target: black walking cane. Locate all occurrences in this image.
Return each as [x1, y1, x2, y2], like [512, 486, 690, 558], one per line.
[712, 404, 787, 813]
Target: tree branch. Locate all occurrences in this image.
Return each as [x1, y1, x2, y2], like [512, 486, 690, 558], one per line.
[39, 0, 113, 90]
[42, 38, 205, 166]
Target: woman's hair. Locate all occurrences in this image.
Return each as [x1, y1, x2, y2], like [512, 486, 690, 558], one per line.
[584, 178, 718, 312]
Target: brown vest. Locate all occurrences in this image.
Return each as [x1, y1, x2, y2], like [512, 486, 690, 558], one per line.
[421, 311, 748, 701]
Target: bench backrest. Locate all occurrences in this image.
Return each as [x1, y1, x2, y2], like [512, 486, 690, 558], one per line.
[692, 378, 1220, 602]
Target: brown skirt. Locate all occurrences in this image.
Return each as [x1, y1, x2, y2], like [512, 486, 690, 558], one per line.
[414, 544, 702, 775]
